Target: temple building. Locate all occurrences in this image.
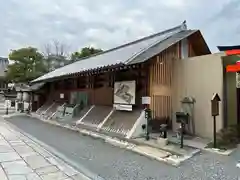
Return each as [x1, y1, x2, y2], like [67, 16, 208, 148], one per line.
[30, 22, 218, 138]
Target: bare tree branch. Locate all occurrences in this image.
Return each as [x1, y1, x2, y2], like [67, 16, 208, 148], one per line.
[42, 40, 70, 72]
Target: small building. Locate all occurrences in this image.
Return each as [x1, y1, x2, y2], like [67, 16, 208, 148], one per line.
[31, 22, 213, 138]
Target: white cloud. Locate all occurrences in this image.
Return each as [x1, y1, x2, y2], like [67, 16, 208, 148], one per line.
[0, 0, 239, 56]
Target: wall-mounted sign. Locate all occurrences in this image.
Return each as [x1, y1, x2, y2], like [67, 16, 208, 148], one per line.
[114, 81, 136, 105]
[142, 96, 151, 105]
[60, 93, 64, 99]
[211, 93, 221, 116]
[113, 104, 132, 111]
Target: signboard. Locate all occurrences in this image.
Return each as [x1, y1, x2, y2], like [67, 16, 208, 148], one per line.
[114, 81, 136, 105]
[113, 104, 132, 111]
[60, 93, 64, 99]
[142, 96, 151, 105]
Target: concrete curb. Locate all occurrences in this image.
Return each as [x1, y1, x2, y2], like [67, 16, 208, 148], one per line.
[203, 148, 235, 156]
[6, 114, 197, 167]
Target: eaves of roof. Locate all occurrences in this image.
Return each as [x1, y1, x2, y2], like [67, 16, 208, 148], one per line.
[127, 30, 197, 65]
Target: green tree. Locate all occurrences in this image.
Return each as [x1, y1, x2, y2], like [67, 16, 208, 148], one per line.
[71, 47, 103, 62]
[7, 47, 47, 82]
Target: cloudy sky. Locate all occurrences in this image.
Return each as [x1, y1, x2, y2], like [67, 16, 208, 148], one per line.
[1, 0, 240, 57]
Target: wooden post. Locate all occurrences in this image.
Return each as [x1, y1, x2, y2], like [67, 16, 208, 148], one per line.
[211, 93, 221, 148]
[236, 72, 240, 137]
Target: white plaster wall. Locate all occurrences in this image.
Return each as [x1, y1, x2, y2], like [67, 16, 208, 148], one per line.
[172, 53, 224, 138]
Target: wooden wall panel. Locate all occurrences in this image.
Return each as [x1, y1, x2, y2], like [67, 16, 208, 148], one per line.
[188, 41, 196, 57]
[149, 43, 180, 120]
[93, 85, 113, 106]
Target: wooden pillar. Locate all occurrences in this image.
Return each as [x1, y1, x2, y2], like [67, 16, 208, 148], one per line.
[236, 72, 240, 126]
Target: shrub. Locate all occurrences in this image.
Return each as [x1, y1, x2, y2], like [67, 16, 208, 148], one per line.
[207, 124, 240, 150]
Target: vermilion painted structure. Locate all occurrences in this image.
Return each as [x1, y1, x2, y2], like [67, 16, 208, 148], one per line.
[218, 46, 240, 128]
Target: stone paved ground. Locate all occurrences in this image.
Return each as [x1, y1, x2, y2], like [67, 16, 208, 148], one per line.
[6, 116, 240, 180]
[0, 121, 90, 180]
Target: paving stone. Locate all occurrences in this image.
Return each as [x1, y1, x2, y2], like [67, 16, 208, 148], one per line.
[24, 155, 50, 169]
[9, 140, 26, 146]
[0, 145, 14, 153]
[0, 152, 21, 162]
[71, 173, 91, 180]
[8, 175, 27, 180]
[13, 145, 37, 157]
[28, 144, 52, 157]
[4, 135, 20, 141]
[26, 173, 42, 180]
[0, 140, 10, 146]
[0, 166, 8, 180]
[46, 157, 62, 166]
[35, 165, 59, 175]
[2, 160, 33, 175]
[57, 164, 79, 176]
[36, 148, 52, 158]
[46, 157, 78, 176]
[40, 171, 68, 180]
[46, 157, 77, 176]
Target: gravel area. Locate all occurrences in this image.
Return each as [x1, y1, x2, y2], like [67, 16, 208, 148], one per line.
[6, 116, 240, 180]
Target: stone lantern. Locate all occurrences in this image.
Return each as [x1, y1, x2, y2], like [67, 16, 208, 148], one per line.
[181, 96, 196, 135]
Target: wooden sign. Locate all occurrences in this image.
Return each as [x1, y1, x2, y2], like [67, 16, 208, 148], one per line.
[211, 93, 221, 116]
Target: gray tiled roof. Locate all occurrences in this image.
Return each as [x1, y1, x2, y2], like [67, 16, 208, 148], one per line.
[32, 22, 195, 83]
[14, 82, 45, 92]
[128, 30, 197, 64]
[0, 58, 9, 78]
